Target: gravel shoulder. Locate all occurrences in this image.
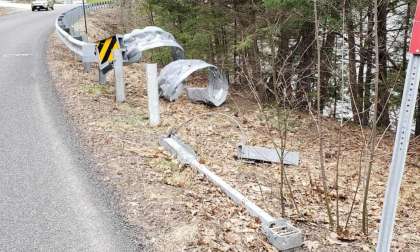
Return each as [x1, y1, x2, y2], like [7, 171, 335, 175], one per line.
[0, 7, 16, 15]
[0, 7, 8, 15]
[48, 8, 419, 251]
[0, 0, 30, 15]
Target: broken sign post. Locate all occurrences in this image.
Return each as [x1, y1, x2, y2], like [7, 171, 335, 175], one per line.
[376, 1, 420, 251]
[160, 134, 304, 251]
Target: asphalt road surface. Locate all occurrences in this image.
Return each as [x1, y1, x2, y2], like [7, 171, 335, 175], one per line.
[0, 6, 138, 251]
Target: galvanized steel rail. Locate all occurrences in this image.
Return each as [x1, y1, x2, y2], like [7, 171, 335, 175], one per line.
[55, 2, 112, 62]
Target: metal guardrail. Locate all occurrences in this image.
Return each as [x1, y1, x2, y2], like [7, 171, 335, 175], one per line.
[55, 5, 229, 107]
[55, 2, 113, 64]
[123, 26, 185, 64]
[158, 59, 228, 106]
[53, 3, 304, 250]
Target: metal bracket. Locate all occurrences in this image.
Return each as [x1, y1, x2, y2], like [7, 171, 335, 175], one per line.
[262, 219, 305, 251]
[237, 145, 300, 166]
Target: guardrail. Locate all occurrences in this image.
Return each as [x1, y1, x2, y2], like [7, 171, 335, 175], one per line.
[53, 3, 305, 250]
[55, 2, 113, 66]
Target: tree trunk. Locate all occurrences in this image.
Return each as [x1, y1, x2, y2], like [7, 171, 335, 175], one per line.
[296, 21, 315, 109]
[320, 32, 336, 112]
[276, 30, 293, 106]
[402, 2, 411, 70]
[314, 0, 334, 229]
[233, 1, 239, 81]
[377, 0, 391, 127]
[237, 3, 263, 101]
[362, 0, 380, 235]
[345, 0, 362, 123]
[362, 4, 374, 126]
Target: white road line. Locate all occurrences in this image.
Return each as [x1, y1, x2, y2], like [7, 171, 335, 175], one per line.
[2, 53, 33, 57]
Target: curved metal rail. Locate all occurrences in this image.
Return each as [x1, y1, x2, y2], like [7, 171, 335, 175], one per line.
[55, 2, 112, 62]
[158, 59, 228, 106]
[123, 26, 184, 64]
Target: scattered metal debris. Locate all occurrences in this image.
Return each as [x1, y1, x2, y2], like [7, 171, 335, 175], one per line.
[160, 134, 304, 251]
[237, 145, 300, 166]
[122, 26, 185, 64]
[186, 68, 229, 107]
[158, 59, 228, 106]
[262, 219, 304, 251]
[159, 134, 197, 165]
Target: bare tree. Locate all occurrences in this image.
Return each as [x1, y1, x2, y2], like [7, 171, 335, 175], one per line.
[314, 0, 334, 230]
[362, 0, 380, 235]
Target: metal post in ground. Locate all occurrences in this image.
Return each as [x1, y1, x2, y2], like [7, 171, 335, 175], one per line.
[146, 64, 160, 126]
[99, 68, 107, 84]
[113, 49, 125, 103]
[377, 1, 420, 250]
[82, 0, 88, 36]
[82, 44, 95, 73]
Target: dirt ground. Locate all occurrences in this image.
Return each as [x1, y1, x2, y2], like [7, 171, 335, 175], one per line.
[48, 8, 419, 251]
[0, 7, 12, 16]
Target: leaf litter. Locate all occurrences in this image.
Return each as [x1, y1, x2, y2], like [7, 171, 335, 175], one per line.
[48, 9, 419, 251]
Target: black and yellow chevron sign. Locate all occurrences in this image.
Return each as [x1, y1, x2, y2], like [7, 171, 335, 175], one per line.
[96, 35, 120, 67]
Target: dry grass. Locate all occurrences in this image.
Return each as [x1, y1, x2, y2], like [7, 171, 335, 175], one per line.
[48, 8, 419, 251]
[0, 7, 11, 16]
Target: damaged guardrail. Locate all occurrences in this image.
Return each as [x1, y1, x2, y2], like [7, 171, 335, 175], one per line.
[237, 145, 300, 166]
[158, 59, 229, 106]
[57, 4, 229, 107]
[55, 2, 113, 66]
[123, 26, 185, 64]
[56, 4, 300, 250]
[160, 134, 304, 251]
[56, 1, 230, 108]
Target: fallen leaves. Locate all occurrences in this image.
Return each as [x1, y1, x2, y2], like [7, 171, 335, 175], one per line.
[47, 7, 420, 252]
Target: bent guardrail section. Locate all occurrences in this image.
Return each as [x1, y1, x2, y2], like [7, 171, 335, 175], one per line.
[55, 2, 112, 63]
[158, 59, 229, 106]
[123, 26, 185, 64]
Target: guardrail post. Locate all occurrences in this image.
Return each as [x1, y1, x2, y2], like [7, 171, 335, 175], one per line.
[82, 44, 96, 73]
[113, 49, 125, 103]
[146, 64, 160, 126]
[99, 69, 107, 84]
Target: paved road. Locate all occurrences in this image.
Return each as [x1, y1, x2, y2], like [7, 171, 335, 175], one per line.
[0, 6, 138, 251]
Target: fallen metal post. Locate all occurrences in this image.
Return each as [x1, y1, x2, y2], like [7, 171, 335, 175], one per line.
[146, 64, 160, 126]
[113, 49, 125, 103]
[160, 134, 303, 251]
[377, 2, 420, 251]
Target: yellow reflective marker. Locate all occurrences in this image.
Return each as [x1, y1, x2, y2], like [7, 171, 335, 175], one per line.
[96, 35, 120, 69]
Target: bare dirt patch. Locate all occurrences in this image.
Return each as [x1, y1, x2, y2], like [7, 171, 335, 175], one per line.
[0, 7, 12, 16]
[48, 8, 419, 251]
